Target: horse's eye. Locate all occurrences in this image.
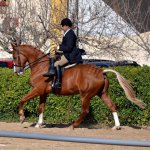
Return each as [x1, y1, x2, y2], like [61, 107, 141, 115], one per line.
[13, 56, 17, 60]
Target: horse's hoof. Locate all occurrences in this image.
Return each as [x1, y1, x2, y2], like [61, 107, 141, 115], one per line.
[112, 126, 121, 130]
[35, 124, 40, 128]
[20, 116, 25, 124]
[35, 124, 42, 128]
[68, 125, 74, 130]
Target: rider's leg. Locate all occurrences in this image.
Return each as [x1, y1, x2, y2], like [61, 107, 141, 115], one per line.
[54, 65, 62, 88]
[54, 55, 68, 88]
[43, 44, 56, 77]
[43, 57, 55, 77]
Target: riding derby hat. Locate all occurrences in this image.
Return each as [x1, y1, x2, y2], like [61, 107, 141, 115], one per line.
[61, 18, 72, 27]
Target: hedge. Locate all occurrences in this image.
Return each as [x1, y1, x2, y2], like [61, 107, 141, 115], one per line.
[0, 66, 150, 127]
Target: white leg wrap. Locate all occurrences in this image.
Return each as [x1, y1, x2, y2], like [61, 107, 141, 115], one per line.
[35, 113, 43, 128]
[113, 112, 120, 127]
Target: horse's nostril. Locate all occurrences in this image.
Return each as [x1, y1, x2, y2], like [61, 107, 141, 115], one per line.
[18, 71, 24, 75]
[14, 71, 24, 76]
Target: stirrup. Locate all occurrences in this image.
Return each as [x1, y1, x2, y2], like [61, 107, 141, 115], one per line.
[43, 70, 55, 77]
[54, 81, 61, 88]
[43, 73, 54, 77]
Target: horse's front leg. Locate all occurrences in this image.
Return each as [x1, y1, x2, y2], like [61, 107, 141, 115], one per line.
[19, 88, 39, 123]
[35, 94, 47, 128]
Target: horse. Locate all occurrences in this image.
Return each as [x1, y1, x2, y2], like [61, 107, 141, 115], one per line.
[11, 43, 146, 130]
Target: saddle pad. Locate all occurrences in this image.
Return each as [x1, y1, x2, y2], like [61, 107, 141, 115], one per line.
[64, 63, 77, 69]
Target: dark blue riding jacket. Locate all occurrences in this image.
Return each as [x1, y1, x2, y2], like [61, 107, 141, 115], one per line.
[59, 29, 82, 64]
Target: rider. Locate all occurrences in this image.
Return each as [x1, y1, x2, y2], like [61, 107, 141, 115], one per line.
[43, 18, 82, 88]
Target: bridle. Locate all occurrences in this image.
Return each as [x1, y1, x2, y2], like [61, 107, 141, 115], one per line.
[13, 47, 49, 73]
[13, 47, 24, 75]
[13, 47, 22, 67]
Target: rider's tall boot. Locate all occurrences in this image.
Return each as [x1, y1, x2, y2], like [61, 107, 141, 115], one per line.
[54, 65, 62, 88]
[43, 58, 55, 77]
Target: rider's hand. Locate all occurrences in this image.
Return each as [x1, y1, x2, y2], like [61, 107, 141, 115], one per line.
[49, 44, 57, 58]
[57, 45, 60, 51]
[50, 44, 57, 52]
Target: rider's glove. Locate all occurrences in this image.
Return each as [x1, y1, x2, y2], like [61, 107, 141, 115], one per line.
[50, 44, 57, 58]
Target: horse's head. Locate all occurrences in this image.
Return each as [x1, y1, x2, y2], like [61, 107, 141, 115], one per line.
[11, 43, 28, 75]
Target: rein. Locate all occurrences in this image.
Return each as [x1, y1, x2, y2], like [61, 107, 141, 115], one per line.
[14, 48, 50, 70]
[24, 53, 50, 70]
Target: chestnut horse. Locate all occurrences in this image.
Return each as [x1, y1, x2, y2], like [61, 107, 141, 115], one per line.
[11, 44, 145, 129]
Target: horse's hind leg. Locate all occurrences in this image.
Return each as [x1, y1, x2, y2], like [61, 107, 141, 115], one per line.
[69, 95, 91, 129]
[35, 94, 47, 128]
[99, 78, 121, 130]
[19, 88, 39, 123]
[101, 93, 121, 130]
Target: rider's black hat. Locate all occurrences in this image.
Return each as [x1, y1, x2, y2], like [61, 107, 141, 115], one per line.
[61, 18, 72, 27]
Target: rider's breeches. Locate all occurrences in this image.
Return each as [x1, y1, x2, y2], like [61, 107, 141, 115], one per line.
[54, 55, 68, 67]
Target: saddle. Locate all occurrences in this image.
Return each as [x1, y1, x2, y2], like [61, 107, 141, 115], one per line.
[55, 51, 80, 74]
[50, 52, 82, 90]
[51, 63, 78, 92]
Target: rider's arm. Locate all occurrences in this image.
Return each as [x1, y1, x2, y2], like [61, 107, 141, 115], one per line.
[59, 32, 76, 53]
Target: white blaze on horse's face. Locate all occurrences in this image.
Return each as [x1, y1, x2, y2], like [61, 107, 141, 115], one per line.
[13, 49, 24, 76]
[13, 62, 24, 75]
[13, 58, 24, 75]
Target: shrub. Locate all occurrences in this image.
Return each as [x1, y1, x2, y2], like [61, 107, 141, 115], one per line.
[0, 66, 150, 126]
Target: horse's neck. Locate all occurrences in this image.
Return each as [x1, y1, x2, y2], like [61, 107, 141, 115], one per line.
[28, 52, 41, 63]
[23, 47, 48, 70]
[24, 47, 42, 62]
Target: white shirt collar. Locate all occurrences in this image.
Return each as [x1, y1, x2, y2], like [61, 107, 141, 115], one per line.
[63, 29, 70, 36]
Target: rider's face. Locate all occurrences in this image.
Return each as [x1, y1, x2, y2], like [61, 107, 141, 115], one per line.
[62, 25, 70, 32]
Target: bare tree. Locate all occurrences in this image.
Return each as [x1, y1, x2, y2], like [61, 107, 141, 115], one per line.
[74, 0, 132, 59]
[113, 0, 150, 55]
[0, 0, 51, 52]
[69, 0, 150, 62]
[0, 0, 150, 64]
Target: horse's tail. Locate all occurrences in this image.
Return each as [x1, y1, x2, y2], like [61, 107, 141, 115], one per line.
[103, 69, 146, 109]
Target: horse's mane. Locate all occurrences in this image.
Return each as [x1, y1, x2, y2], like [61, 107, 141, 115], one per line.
[19, 44, 46, 56]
